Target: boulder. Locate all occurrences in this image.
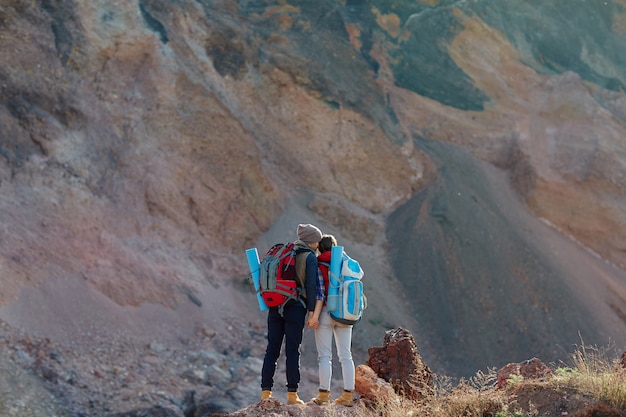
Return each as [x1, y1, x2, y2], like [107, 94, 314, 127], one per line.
[366, 327, 433, 400]
[355, 364, 401, 406]
[496, 357, 553, 389]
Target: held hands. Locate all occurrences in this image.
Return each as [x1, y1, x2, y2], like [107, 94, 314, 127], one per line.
[307, 301, 323, 329]
[307, 312, 319, 329]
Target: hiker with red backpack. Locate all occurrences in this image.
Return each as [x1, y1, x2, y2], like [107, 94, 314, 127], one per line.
[308, 234, 357, 407]
[260, 223, 324, 405]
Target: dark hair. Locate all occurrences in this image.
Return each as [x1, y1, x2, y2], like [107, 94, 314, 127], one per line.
[319, 234, 337, 253]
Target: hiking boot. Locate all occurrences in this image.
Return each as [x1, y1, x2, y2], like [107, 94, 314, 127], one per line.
[311, 389, 330, 405]
[287, 391, 305, 405]
[334, 390, 354, 407]
[260, 390, 272, 400]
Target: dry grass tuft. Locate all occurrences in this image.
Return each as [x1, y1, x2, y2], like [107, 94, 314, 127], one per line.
[351, 343, 626, 417]
[561, 340, 626, 411]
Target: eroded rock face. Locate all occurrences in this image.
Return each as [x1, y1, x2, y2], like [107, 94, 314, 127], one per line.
[390, 5, 626, 269]
[366, 327, 433, 400]
[0, 0, 424, 307]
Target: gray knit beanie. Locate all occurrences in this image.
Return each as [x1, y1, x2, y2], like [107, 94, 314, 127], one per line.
[297, 223, 323, 244]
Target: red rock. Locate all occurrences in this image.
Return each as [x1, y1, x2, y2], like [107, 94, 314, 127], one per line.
[354, 364, 401, 406]
[496, 357, 553, 389]
[366, 327, 433, 400]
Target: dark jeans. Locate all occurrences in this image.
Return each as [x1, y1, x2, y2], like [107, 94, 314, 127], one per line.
[261, 302, 307, 392]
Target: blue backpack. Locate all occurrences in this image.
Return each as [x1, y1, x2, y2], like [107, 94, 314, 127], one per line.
[326, 247, 367, 325]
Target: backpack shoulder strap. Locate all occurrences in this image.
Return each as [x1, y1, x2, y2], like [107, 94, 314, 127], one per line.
[294, 247, 314, 289]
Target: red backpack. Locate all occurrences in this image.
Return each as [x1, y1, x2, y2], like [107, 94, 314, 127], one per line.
[258, 242, 312, 310]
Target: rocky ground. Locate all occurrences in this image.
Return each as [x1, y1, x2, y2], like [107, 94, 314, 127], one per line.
[0, 317, 261, 416]
[2, 318, 624, 417]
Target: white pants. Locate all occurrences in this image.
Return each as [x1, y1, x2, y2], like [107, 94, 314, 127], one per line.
[314, 306, 355, 391]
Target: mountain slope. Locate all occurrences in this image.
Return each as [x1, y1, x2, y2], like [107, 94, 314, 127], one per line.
[388, 138, 626, 376]
[0, 0, 625, 414]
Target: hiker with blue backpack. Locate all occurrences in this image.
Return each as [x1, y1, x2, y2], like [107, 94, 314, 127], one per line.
[259, 223, 324, 405]
[307, 234, 364, 407]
